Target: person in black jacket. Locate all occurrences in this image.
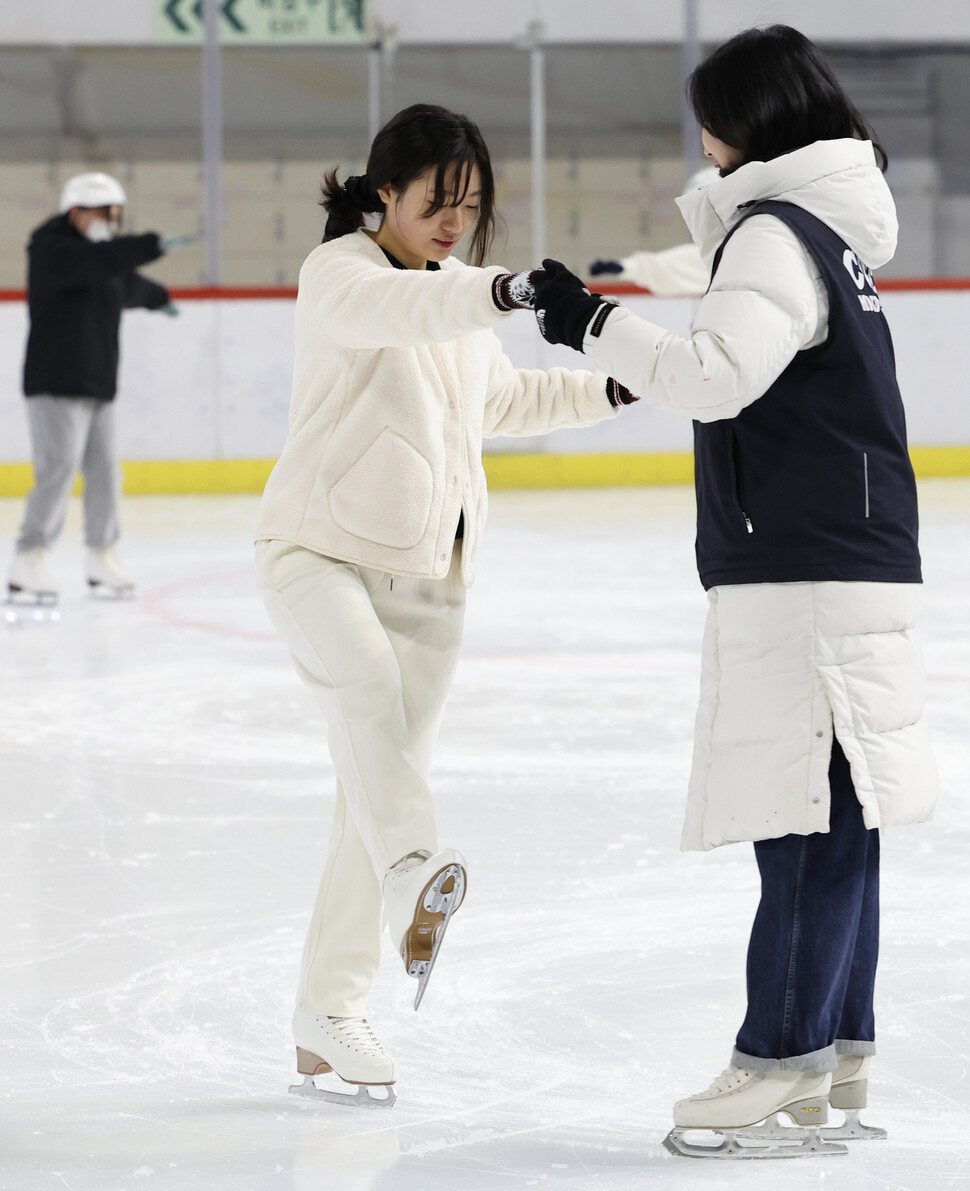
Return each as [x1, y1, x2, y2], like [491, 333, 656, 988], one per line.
[7, 171, 188, 602]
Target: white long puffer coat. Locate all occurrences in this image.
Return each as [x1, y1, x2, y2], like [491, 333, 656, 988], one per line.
[582, 139, 939, 850]
[684, 580, 937, 851]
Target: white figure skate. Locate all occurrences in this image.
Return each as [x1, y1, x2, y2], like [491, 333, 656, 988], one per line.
[86, 547, 136, 597]
[383, 848, 467, 1010]
[738, 1055, 886, 1142]
[6, 549, 60, 623]
[663, 1065, 849, 1159]
[288, 1009, 396, 1109]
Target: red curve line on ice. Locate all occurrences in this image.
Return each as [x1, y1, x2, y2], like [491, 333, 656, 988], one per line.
[135, 569, 970, 686]
[137, 568, 278, 642]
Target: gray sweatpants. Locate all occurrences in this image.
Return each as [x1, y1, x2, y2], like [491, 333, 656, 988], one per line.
[16, 396, 121, 553]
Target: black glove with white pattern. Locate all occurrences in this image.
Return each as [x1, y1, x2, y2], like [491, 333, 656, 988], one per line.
[533, 259, 617, 352]
[492, 269, 539, 311]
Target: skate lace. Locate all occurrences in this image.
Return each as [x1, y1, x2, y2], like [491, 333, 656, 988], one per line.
[385, 850, 431, 893]
[703, 1065, 752, 1096]
[328, 1016, 386, 1057]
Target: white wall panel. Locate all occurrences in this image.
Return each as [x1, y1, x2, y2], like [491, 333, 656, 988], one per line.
[888, 291, 970, 446]
[0, 289, 967, 464]
[117, 304, 221, 460]
[0, 304, 29, 460]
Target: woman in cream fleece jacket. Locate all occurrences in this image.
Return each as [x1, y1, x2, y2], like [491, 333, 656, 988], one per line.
[254, 104, 635, 1105]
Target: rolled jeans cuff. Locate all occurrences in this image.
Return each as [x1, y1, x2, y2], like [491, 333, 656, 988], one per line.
[732, 1043, 839, 1073]
[835, 1038, 877, 1056]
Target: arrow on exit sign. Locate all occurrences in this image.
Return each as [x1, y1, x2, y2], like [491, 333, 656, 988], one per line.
[155, 0, 369, 44]
[162, 0, 245, 35]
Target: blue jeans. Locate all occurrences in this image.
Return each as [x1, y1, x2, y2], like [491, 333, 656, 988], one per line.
[733, 741, 879, 1072]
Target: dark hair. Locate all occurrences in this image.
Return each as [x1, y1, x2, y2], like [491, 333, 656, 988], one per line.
[320, 103, 497, 266]
[688, 25, 887, 172]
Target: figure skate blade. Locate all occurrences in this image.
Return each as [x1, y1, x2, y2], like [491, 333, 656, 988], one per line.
[663, 1125, 848, 1160]
[739, 1108, 887, 1143]
[407, 862, 466, 1011]
[5, 592, 60, 625]
[288, 1073, 396, 1110]
[87, 580, 136, 600]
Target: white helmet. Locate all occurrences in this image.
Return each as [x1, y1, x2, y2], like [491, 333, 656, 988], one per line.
[59, 172, 127, 213]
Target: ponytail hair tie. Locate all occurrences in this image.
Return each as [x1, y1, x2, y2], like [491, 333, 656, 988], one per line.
[344, 174, 384, 213]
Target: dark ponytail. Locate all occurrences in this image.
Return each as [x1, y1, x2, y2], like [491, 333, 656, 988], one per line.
[320, 171, 385, 240]
[321, 103, 497, 266]
[688, 25, 888, 172]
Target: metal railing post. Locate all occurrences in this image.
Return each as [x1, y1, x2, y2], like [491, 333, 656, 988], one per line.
[517, 20, 546, 265]
[682, 0, 703, 182]
[201, 0, 223, 284]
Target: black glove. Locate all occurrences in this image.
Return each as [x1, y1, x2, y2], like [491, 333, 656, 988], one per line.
[492, 269, 538, 311]
[533, 259, 617, 352]
[589, 259, 623, 276]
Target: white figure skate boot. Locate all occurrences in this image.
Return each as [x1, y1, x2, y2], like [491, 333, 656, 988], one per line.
[7, 549, 60, 622]
[288, 1007, 396, 1109]
[826, 1055, 886, 1139]
[663, 1065, 848, 1159]
[86, 547, 135, 596]
[741, 1054, 886, 1142]
[8, 549, 59, 604]
[383, 848, 467, 1010]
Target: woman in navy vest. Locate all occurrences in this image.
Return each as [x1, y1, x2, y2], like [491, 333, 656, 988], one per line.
[532, 25, 938, 1158]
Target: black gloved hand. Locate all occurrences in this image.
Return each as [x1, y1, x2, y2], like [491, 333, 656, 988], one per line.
[492, 269, 539, 311]
[533, 259, 616, 353]
[589, 259, 623, 276]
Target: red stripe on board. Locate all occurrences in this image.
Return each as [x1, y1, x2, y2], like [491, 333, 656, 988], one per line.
[0, 286, 301, 301]
[877, 277, 970, 291]
[596, 279, 970, 294]
[2, 278, 970, 302]
[168, 286, 299, 299]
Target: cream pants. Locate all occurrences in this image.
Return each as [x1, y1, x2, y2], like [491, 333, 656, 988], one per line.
[255, 539, 466, 1016]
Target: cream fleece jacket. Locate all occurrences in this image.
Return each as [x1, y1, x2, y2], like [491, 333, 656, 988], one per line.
[255, 230, 617, 584]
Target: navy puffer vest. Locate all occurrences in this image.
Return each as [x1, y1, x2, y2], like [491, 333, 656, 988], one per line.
[693, 200, 921, 590]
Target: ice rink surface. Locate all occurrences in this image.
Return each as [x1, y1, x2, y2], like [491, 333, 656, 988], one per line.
[1, 482, 968, 1191]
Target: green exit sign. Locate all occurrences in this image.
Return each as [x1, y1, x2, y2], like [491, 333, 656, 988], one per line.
[153, 0, 371, 45]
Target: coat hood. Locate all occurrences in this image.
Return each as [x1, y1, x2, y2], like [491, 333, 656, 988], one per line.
[30, 213, 77, 246]
[676, 139, 898, 271]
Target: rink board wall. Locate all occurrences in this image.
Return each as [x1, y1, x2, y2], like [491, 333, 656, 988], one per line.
[0, 286, 968, 493]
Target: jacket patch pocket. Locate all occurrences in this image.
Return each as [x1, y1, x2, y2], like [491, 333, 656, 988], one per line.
[328, 429, 434, 550]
